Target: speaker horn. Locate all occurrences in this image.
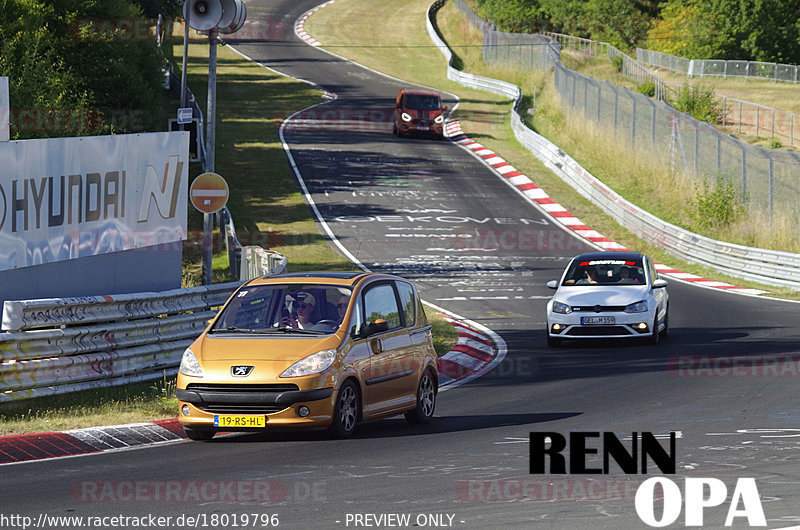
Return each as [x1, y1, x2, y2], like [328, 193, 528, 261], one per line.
[219, 0, 247, 34]
[183, 0, 223, 32]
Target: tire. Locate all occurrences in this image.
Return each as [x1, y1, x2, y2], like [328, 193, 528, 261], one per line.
[328, 380, 360, 437]
[405, 370, 437, 424]
[183, 426, 215, 441]
[392, 123, 398, 136]
[649, 314, 660, 345]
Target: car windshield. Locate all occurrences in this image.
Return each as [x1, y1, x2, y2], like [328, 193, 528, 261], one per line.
[561, 258, 646, 286]
[404, 94, 441, 110]
[210, 284, 353, 335]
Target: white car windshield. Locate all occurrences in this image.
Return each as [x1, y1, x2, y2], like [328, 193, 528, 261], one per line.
[211, 284, 353, 334]
[562, 259, 646, 286]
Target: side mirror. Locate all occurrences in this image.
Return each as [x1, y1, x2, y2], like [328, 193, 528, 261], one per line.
[363, 319, 389, 337]
[653, 279, 668, 289]
[546, 280, 558, 289]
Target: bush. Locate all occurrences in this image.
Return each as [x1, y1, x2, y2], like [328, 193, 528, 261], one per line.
[0, 0, 166, 138]
[637, 80, 655, 97]
[673, 85, 722, 124]
[767, 137, 782, 149]
[690, 173, 747, 229]
[611, 55, 624, 72]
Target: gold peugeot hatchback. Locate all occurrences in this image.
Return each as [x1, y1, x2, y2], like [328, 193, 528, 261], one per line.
[177, 272, 438, 440]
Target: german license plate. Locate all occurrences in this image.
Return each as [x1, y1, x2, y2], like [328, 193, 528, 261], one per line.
[214, 415, 266, 428]
[417, 126, 430, 131]
[581, 316, 615, 325]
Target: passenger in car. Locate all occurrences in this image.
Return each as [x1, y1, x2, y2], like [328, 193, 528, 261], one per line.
[336, 294, 350, 325]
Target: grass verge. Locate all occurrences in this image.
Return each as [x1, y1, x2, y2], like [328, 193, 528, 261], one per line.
[308, 0, 799, 300]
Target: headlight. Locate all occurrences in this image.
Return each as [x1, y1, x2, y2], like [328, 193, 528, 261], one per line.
[401, 112, 412, 122]
[624, 300, 649, 313]
[179, 348, 204, 377]
[552, 301, 571, 314]
[434, 114, 444, 124]
[280, 349, 336, 378]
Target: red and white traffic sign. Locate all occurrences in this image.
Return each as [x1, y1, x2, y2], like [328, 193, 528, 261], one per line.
[190, 172, 229, 214]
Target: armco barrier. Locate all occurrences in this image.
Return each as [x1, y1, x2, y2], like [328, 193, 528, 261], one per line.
[0, 282, 242, 402]
[240, 247, 288, 281]
[426, 0, 800, 290]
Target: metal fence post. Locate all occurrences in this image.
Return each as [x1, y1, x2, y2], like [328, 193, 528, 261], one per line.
[771, 110, 775, 139]
[694, 120, 699, 174]
[739, 101, 742, 133]
[614, 89, 619, 130]
[651, 101, 657, 145]
[754, 146, 774, 223]
[631, 94, 637, 145]
[597, 84, 602, 123]
[741, 149, 747, 202]
[756, 106, 760, 137]
[722, 96, 726, 127]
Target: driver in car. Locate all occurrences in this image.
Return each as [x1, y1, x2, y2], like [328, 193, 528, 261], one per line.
[281, 291, 317, 329]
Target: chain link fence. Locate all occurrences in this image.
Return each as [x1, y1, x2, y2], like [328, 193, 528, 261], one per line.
[453, 0, 800, 222]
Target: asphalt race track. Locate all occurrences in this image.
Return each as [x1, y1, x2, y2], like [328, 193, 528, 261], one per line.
[3, 1, 800, 529]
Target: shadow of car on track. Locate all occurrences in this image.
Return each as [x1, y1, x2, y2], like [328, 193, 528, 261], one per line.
[199, 412, 581, 443]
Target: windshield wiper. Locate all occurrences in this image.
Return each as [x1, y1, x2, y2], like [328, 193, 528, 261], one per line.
[265, 326, 325, 335]
[210, 326, 271, 334]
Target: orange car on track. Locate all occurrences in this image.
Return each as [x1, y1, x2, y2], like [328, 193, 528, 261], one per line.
[177, 272, 439, 440]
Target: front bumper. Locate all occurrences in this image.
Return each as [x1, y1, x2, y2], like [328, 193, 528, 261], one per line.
[547, 311, 655, 339]
[399, 119, 443, 136]
[177, 384, 336, 429]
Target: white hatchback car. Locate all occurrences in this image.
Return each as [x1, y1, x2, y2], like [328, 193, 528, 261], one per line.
[546, 252, 669, 346]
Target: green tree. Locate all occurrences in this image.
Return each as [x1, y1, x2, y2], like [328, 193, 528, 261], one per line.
[0, 0, 165, 138]
[646, 0, 728, 58]
[583, 0, 650, 49]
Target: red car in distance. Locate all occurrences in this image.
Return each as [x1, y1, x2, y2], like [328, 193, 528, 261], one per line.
[392, 89, 447, 139]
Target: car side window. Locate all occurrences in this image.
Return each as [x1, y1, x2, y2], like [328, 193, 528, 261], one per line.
[395, 281, 416, 328]
[362, 283, 402, 331]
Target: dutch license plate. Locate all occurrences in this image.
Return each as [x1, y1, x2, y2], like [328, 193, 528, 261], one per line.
[581, 316, 615, 325]
[214, 415, 266, 428]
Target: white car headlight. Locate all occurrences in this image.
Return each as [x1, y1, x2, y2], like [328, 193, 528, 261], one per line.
[434, 114, 444, 124]
[280, 349, 336, 378]
[179, 348, 204, 377]
[624, 300, 649, 313]
[401, 112, 412, 122]
[552, 301, 572, 314]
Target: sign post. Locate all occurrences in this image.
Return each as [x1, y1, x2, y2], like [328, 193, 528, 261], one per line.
[190, 172, 229, 285]
[0, 77, 9, 142]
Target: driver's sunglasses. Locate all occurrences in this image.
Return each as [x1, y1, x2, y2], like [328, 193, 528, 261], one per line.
[336, 303, 347, 309]
[296, 303, 311, 309]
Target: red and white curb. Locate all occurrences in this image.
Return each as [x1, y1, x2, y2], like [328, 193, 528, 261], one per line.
[0, 419, 185, 465]
[294, 0, 336, 47]
[444, 120, 767, 296]
[437, 314, 499, 387]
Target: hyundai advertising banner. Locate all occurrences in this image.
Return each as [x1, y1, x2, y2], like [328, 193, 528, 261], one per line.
[0, 131, 189, 271]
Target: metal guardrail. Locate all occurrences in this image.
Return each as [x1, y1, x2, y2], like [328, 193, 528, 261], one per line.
[0, 283, 242, 402]
[240, 247, 289, 281]
[427, 0, 800, 290]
